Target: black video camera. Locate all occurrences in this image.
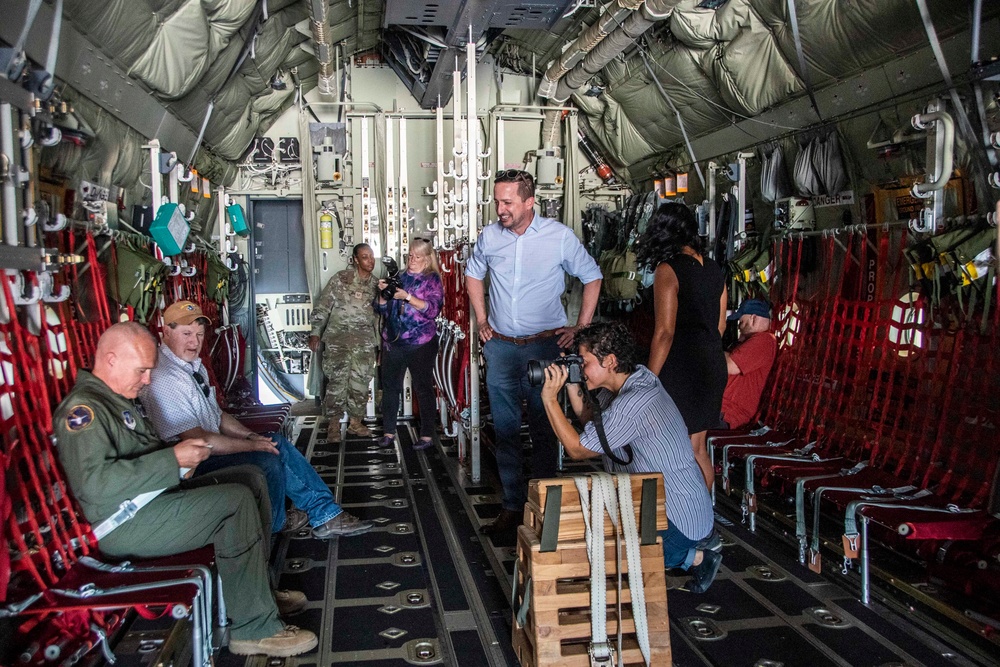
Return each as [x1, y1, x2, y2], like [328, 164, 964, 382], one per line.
[380, 256, 403, 300]
[526, 354, 585, 386]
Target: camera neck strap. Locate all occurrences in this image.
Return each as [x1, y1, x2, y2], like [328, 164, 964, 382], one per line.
[587, 389, 633, 467]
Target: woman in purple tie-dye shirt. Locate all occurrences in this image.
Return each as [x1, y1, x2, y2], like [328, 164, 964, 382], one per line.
[375, 239, 444, 450]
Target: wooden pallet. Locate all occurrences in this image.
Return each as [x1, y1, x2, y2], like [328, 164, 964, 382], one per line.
[513, 525, 671, 666]
[525, 474, 668, 543]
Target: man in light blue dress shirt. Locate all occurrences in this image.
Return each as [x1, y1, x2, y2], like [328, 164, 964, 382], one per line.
[465, 169, 602, 537]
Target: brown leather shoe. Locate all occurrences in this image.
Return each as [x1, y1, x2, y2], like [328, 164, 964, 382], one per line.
[228, 625, 318, 657]
[312, 512, 374, 538]
[281, 508, 309, 534]
[273, 589, 307, 615]
[346, 417, 372, 437]
[481, 508, 522, 536]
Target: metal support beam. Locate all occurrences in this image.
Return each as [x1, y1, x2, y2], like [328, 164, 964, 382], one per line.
[0, 0, 197, 157]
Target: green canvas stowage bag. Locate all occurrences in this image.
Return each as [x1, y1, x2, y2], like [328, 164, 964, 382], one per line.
[111, 242, 166, 323]
[599, 249, 640, 302]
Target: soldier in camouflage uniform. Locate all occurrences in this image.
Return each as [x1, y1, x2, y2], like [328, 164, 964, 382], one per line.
[309, 243, 379, 438]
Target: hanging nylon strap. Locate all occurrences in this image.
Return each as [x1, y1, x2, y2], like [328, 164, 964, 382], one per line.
[574, 475, 612, 664]
[786, 0, 822, 122]
[616, 473, 650, 665]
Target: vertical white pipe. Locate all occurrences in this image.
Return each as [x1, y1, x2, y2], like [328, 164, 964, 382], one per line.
[1, 103, 18, 245]
[147, 139, 163, 217]
[466, 37, 478, 240]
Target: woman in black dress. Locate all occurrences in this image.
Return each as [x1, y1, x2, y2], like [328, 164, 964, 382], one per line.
[637, 203, 728, 490]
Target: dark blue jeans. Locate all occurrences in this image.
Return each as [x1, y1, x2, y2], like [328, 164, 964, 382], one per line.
[194, 433, 342, 533]
[659, 523, 698, 570]
[482, 336, 562, 511]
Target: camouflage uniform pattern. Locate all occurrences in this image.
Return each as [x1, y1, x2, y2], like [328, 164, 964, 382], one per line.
[311, 268, 379, 416]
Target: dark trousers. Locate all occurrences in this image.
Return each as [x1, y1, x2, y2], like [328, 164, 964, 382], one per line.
[482, 337, 562, 511]
[381, 338, 439, 439]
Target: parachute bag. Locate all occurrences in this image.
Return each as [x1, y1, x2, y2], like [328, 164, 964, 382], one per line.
[111, 242, 167, 323]
[793, 137, 823, 196]
[760, 143, 792, 203]
[206, 252, 230, 304]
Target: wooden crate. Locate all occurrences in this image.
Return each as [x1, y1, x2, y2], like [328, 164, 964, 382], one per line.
[513, 525, 671, 666]
[524, 474, 668, 543]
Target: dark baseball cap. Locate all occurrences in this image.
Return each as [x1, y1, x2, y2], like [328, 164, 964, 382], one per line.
[728, 299, 771, 320]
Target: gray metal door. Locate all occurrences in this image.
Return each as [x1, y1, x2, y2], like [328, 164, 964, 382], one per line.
[251, 200, 307, 293]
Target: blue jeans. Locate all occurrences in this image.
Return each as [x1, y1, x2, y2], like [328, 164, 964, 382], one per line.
[483, 337, 563, 511]
[658, 524, 698, 570]
[193, 434, 342, 533]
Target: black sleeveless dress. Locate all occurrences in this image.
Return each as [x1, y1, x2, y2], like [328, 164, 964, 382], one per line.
[657, 254, 727, 434]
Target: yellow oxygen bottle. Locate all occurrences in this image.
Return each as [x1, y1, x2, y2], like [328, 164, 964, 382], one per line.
[319, 210, 334, 249]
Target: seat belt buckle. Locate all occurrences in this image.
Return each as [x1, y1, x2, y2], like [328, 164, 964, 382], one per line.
[588, 642, 616, 666]
[842, 533, 860, 559]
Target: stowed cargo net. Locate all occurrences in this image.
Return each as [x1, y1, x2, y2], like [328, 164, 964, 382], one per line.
[1, 233, 219, 666]
[708, 224, 999, 607]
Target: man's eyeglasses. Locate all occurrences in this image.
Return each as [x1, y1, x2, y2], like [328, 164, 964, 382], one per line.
[494, 169, 534, 184]
[192, 372, 210, 398]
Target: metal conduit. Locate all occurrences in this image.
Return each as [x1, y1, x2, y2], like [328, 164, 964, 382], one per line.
[541, 0, 679, 148]
[310, 0, 334, 95]
[538, 0, 642, 100]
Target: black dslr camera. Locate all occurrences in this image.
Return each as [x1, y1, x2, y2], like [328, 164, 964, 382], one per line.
[380, 256, 403, 300]
[526, 354, 585, 386]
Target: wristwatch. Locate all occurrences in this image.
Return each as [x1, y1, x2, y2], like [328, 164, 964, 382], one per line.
[404, 293, 412, 303]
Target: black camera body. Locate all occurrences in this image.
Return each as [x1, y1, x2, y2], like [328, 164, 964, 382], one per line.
[527, 354, 585, 386]
[381, 256, 403, 300]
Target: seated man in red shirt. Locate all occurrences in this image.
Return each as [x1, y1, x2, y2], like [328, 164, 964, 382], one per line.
[720, 299, 777, 430]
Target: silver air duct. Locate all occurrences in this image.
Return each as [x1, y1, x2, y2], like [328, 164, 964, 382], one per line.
[310, 0, 335, 95]
[540, 0, 679, 151]
[537, 0, 643, 100]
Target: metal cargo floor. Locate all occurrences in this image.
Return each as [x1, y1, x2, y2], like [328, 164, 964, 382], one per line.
[107, 416, 998, 667]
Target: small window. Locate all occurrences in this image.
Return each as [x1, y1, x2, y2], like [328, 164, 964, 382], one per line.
[887, 291, 925, 356]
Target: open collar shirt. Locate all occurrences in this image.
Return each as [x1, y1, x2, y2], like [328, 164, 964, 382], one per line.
[581, 365, 715, 541]
[464, 214, 602, 337]
[142, 344, 222, 442]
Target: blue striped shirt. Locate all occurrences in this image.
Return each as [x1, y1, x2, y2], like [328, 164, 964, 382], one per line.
[465, 215, 602, 337]
[579, 365, 714, 541]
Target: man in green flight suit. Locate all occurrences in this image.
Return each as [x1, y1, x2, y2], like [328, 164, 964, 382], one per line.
[308, 242, 380, 438]
[54, 322, 318, 657]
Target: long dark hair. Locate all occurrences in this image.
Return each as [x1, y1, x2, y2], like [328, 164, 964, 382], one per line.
[635, 202, 704, 269]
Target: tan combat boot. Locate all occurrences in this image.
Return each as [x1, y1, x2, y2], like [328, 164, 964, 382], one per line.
[346, 416, 372, 437]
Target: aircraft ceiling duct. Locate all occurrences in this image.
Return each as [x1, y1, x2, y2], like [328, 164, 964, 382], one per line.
[541, 0, 679, 150]
[552, 0, 679, 103]
[538, 0, 642, 100]
[382, 0, 580, 108]
[310, 0, 335, 95]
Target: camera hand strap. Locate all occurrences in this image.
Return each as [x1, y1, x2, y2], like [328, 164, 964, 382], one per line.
[588, 389, 633, 467]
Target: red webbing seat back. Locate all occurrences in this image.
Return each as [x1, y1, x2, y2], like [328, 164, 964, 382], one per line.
[1, 277, 95, 600]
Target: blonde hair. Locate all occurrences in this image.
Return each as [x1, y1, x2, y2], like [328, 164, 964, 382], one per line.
[409, 238, 439, 275]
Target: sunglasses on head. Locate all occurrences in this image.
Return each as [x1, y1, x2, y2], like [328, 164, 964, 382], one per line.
[494, 169, 534, 183]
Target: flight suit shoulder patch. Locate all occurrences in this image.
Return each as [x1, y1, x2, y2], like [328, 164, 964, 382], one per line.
[65, 405, 95, 432]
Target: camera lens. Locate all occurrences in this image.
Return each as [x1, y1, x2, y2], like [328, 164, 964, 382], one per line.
[526, 360, 547, 386]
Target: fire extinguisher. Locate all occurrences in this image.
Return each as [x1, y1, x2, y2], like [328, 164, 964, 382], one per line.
[577, 130, 616, 185]
[319, 209, 334, 249]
